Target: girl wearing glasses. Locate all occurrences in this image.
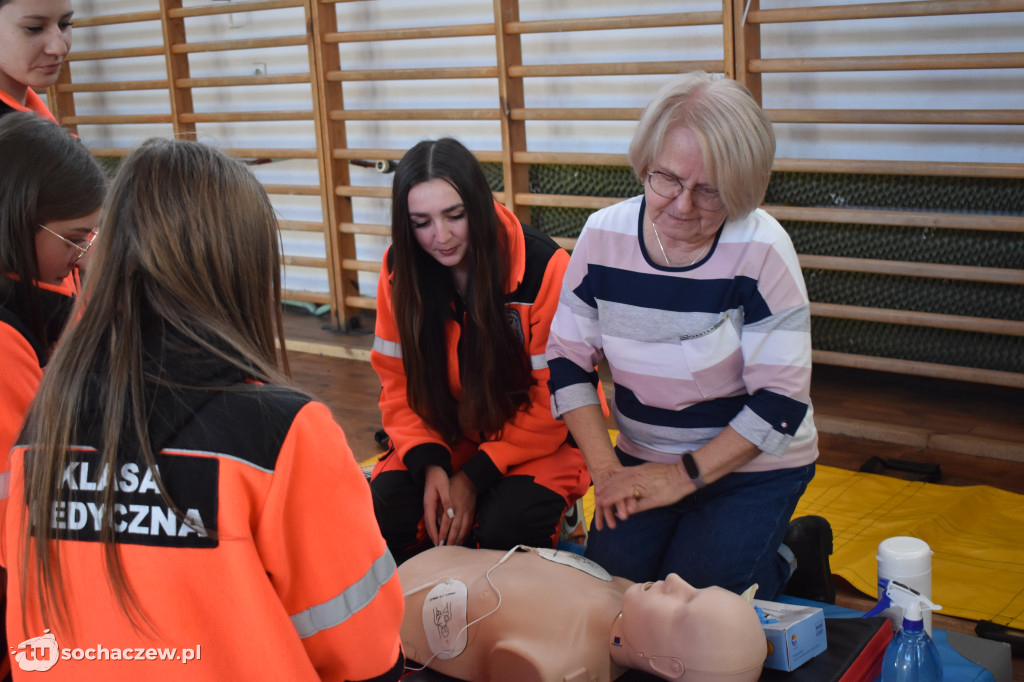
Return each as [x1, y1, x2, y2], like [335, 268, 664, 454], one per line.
[3, 138, 404, 680]
[369, 138, 589, 564]
[0, 0, 74, 122]
[547, 72, 825, 601]
[0, 111, 104, 456]
[0, 110, 101, 682]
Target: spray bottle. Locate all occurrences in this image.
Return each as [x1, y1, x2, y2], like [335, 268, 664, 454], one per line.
[871, 581, 943, 682]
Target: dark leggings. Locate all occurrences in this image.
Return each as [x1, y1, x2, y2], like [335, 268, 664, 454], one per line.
[370, 470, 568, 565]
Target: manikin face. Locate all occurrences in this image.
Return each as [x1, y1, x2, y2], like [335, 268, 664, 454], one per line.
[408, 178, 471, 277]
[618, 574, 766, 681]
[644, 126, 729, 246]
[0, 0, 73, 103]
[33, 207, 100, 285]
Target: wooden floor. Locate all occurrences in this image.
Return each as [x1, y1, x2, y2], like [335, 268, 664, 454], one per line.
[282, 309, 1024, 679]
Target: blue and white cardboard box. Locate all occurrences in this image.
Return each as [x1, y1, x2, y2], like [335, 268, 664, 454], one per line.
[752, 599, 827, 671]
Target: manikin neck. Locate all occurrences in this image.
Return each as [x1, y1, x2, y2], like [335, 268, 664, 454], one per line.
[608, 613, 685, 680]
[609, 612, 630, 668]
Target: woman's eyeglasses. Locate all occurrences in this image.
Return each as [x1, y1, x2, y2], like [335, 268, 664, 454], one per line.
[647, 171, 724, 210]
[38, 224, 99, 264]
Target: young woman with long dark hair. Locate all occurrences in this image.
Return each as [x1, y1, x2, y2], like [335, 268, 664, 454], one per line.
[369, 137, 589, 564]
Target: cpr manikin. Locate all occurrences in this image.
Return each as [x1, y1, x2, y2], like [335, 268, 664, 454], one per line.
[399, 546, 767, 682]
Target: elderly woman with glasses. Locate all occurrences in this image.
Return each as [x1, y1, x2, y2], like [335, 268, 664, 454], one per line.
[0, 111, 105, 454]
[546, 72, 821, 600]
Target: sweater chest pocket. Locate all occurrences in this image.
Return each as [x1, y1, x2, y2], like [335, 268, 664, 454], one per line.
[677, 311, 743, 399]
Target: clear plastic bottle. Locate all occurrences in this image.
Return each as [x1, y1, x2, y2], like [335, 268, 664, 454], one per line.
[881, 601, 943, 682]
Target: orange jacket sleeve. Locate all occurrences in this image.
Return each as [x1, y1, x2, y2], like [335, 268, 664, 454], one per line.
[0, 321, 43, 458]
[0, 324, 30, 682]
[370, 250, 454, 480]
[254, 401, 405, 681]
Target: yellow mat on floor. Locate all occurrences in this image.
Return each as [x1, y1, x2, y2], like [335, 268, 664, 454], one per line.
[794, 464, 1024, 630]
[580, 463, 1024, 629]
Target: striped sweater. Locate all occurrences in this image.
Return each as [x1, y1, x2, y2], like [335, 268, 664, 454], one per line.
[546, 195, 817, 473]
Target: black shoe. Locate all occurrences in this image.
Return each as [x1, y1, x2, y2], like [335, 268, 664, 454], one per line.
[782, 515, 836, 604]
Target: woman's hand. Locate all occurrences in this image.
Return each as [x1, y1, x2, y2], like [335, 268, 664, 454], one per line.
[595, 430, 762, 527]
[445, 471, 477, 547]
[588, 461, 628, 531]
[561, 403, 626, 530]
[594, 462, 688, 527]
[422, 466, 477, 548]
[422, 466, 452, 546]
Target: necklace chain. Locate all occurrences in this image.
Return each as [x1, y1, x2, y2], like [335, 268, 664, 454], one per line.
[651, 221, 709, 267]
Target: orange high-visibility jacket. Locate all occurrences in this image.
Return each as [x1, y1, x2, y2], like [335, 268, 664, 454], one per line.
[0, 276, 76, 459]
[0, 275, 79, 682]
[371, 202, 586, 490]
[2, 385, 405, 681]
[0, 88, 59, 122]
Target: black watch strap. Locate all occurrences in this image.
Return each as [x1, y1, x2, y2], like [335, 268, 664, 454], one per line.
[682, 451, 707, 489]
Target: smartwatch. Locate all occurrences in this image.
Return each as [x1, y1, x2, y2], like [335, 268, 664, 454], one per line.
[681, 451, 707, 490]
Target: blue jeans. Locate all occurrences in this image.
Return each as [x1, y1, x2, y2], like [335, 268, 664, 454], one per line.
[584, 450, 815, 599]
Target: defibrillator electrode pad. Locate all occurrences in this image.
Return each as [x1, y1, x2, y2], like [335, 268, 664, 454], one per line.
[534, 547, 613, 581]
[422, 579, 469, 659]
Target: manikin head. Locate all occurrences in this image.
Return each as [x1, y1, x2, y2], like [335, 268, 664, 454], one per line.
[609, 574, 766, 682]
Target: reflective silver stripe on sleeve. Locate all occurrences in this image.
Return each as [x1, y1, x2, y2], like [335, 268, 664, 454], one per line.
[160, 448, 275, 475]
[530, 353, 548, 371]
[291, 550, 397, 639]
[372, 336, 402, 359]
[0, 471, 8, 501]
